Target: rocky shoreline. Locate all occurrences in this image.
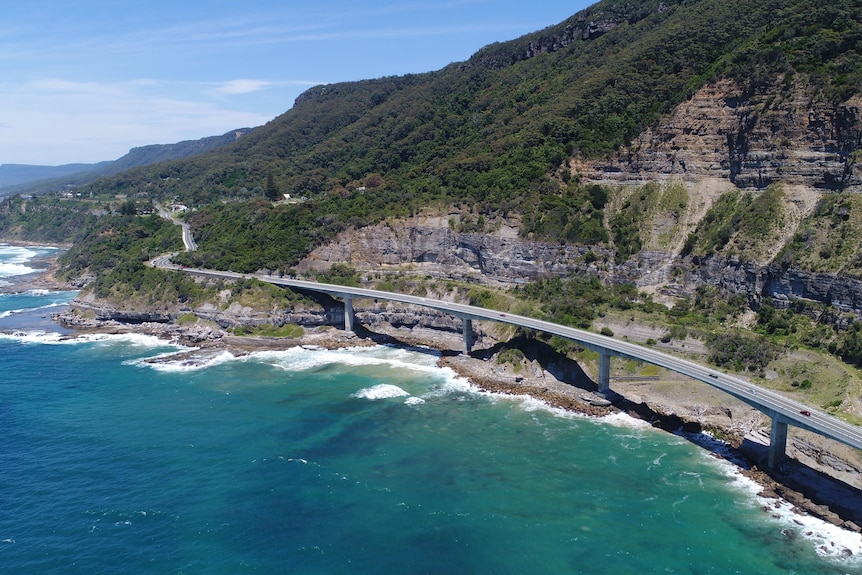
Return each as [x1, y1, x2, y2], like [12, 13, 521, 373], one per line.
[50, 306, 862, 537]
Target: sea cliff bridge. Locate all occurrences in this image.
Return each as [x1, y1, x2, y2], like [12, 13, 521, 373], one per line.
[151, 256, 862, 469]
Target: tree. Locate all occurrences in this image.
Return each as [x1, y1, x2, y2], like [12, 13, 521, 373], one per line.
[265, 172, 281, 201]
[119, 199, 137, 216]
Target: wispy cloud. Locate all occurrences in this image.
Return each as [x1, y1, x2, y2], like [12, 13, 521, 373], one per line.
[211, 79, 318, 96]
[214, 79, 275, 95]
[0, 0, 581, 164]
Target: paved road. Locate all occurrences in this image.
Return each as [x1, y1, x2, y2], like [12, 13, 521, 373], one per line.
[156, 204, 197, 251]
[151, 260, 862, 453]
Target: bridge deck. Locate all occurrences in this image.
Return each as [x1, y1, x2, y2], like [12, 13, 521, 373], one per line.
[159, 263, 862, 459]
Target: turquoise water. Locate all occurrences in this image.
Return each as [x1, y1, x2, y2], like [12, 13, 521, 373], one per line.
[0, 245, 860, 574]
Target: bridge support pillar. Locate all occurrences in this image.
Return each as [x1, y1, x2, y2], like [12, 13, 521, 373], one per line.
[768, 417, 788, 468]
[343, 297, 354, 332]
[597, 352, 611, 394]
[462, 318, 473, 355]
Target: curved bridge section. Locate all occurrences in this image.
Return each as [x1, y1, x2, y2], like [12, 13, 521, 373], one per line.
[166, 264, 862, 467]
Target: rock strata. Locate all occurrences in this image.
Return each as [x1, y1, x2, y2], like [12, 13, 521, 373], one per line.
[576, 80, 862, 192]
[300, 215, 862, 321]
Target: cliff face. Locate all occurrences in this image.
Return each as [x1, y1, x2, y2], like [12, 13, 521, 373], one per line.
[576, 79, 862, 192]
[299, 214, 862, 318]
[691, 257, 862, 317]
[297, 215, 610, 283]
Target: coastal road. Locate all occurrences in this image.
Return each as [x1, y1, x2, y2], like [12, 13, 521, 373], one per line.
[150, 260, 862, 454]
[156, 204, 197, 252]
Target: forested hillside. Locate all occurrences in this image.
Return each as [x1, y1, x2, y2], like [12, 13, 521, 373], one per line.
[0, 0, 855, 279]
[3, 0, 862, 420]
[65, 0, 859, 273]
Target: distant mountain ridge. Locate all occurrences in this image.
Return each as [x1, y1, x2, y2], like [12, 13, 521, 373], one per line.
[0, 163, 111, 189]
[0, 128, 253, 195]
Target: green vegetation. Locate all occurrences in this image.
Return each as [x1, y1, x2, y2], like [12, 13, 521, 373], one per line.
[0, 196, 99, 243]
[56, 211, 193, 304]
[512, 275, 661, 329]
[668, 285, 748, 325]
[682, 189, 747, 257]
[681, 185, 786, 260]
[233, 324, 304, 338]
[778, 194, 862, 275]
[315, 263, 361, 287]
[704, 331, 781, 373]
[610, 184, 662, 262]
[176, 312, 199, 325]
[497, 348, 527, 372]
[62, 0, 858, 268]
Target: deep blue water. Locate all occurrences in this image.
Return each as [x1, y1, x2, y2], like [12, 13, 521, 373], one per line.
[1, 244, 860, 574]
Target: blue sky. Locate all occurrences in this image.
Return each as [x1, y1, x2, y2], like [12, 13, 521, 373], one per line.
[0, 0, 591, 166]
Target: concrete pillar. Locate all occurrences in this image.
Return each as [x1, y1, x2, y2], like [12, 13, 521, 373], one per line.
[462, 318, 473, 354]
[598, 352, 611, 393]
[768, 417, 788, 468]
[344, 297, 354, 332]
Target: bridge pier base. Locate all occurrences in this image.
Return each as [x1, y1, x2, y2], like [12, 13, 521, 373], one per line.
[768, 417, 788, 468]
[344, 297, 354, 332]
[462, 318, 473, 355]
[598, 352, 611, 394]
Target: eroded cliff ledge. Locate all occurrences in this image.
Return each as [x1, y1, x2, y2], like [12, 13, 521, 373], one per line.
[573, 79, 862, 192]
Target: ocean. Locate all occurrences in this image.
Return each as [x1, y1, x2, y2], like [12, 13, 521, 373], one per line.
[1, 243, 860, 574]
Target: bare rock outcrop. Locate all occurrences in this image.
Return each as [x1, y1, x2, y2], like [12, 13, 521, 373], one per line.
[298, 215, 611, 283]
[300, 215, 862, 320]
[575, 79, 862, 192]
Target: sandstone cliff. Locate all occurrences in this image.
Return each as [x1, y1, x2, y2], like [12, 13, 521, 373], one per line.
[296, 212, 862, 320]
[574, 79, 862, 192]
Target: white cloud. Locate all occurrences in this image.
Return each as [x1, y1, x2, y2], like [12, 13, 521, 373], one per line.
[214, 79, 275, 95]
[0, 79, 277, 165]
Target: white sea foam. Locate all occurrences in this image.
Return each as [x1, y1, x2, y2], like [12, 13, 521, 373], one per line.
[695, 440, 862, 566]
[0, 301, 72, 319]
[353, 384, 411, 400]
[0, 245, 42, 279]
[133, 350, 237, 373]
[254, 345, 444, 375]
[125, 344, 452, 384]
[0, 244, 37, 261]
[0, 330, 184, 349]
[168, 344, 469, 402]
[0, 330, 66, 344]
[0, 262, 38, 279]
[84, 332, 183, 349]
[598, 411, 655, 429]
